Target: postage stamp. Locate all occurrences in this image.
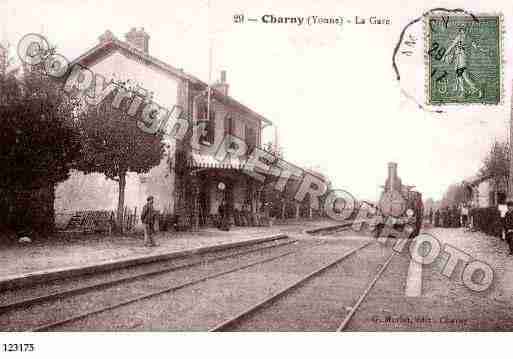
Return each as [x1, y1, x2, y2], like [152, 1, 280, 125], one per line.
[425, 13, 503, 105]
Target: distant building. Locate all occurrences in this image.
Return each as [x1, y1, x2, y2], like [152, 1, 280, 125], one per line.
[462, 175, 507, 208]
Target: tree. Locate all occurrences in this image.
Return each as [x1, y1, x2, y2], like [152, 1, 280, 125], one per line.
[424, 197, 435, 212]
[75, 81, 164, 230]
[441, 183, 468, 208]
[0, 58, 81, 233]
[479, 140, 509, 182]
[263, 141, 284, 159]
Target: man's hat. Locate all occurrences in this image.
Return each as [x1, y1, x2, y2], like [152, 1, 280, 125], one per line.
[147, 195, 154, 202]
[507, 199, 513, 206]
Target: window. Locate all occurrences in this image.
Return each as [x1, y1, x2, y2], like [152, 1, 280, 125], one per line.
[489, 191, 496, 206]
[197, 103, 215, 144]
[245, 125, 256, 153]
[497, 192, 506, 205]
[224, 115, 237, 151]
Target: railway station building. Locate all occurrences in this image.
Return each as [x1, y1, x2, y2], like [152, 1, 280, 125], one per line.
[54, 27, 301, 230]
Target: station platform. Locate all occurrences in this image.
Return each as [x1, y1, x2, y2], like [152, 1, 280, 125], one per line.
[0, 219, 339, 290]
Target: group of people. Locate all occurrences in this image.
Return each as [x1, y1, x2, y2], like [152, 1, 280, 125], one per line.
[429, 204, 471, 229]
[503, 200, 513, 255]
[425, 200, 513, 256]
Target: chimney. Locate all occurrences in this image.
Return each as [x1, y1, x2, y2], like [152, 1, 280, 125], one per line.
[125, 27, 150, 54]
[387, 162, 399, 191]
[214, 70, 229, 96]
[98, 30, 115, 43]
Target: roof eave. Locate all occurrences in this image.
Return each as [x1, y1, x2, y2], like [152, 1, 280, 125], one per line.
[70, 37, 273, 126]
[70, 38, 204, 85]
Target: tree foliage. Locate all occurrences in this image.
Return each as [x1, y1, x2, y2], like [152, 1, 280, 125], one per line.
[0, 67, 81, 190]
[263, 141, 284, 159]
[74, 81, 165, 228]
[441, 140, 511, 209]
[479, 140, 509, 181]
[0, 53, 81, 233]
[441, 183, 468, 208]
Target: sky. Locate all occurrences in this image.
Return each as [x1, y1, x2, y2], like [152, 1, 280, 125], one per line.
[1, 0, 513, 202]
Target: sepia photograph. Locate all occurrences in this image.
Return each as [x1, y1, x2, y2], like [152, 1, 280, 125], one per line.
[1, 0, 513, 357]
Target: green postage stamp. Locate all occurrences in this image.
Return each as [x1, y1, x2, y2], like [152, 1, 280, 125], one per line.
[425, 13, 503, 105]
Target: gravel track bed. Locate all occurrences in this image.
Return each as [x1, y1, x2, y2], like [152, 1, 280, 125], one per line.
[419, 246, 513, 331]
[0, 239, 304, 331]
[49, 237, 372, 331]
[0, 238, 295, 307]
[348, 231, 513, 331]
[343, 245, 411, 331]
[313, 227, 376, 238]
[221, 240, 392, 331]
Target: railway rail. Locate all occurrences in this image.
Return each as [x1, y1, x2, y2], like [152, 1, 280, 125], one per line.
[1, 239, 299, 331]
[32, 247, 297, 331]
[0, 237, 296, 314]
[210, 244, 396, 331]
[1, 222, 358, 331]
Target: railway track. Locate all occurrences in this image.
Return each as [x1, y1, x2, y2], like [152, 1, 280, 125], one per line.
[336, 252, 396, 331]
[209, 242, 396, 331]
[1, 222, 358, 331]
[1, 222, 355, 315]
[1, 238, 306, 331]
[0, 237, 297, 315]
[31, 247, 298, 332]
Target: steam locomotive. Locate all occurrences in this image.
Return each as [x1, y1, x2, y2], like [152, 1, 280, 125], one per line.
[374, 163, 424, 238]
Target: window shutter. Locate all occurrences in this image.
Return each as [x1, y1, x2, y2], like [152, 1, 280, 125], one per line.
[208, 110, 215, 143]
[246, 125, 256, 153]
[197, 102, 215, 145]
[224, 115, 233, 136]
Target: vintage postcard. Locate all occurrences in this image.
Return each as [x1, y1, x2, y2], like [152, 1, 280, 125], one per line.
[1, 0, 513, 358]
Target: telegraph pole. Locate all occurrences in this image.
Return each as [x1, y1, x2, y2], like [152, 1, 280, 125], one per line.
[206, 0, 213, 121]
[509, 80, 513, 199]
[0, 23, 8, 77]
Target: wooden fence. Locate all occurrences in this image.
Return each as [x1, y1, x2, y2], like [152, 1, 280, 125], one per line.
[58, 207, 138, 234]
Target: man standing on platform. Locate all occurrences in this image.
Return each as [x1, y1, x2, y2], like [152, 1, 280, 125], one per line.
[461, 204, 469, 228]
[141, 196, 157, 247]
[434, 209, 440, 227]
[218, 199, 231, 231]
[503, 200, 513, 255]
